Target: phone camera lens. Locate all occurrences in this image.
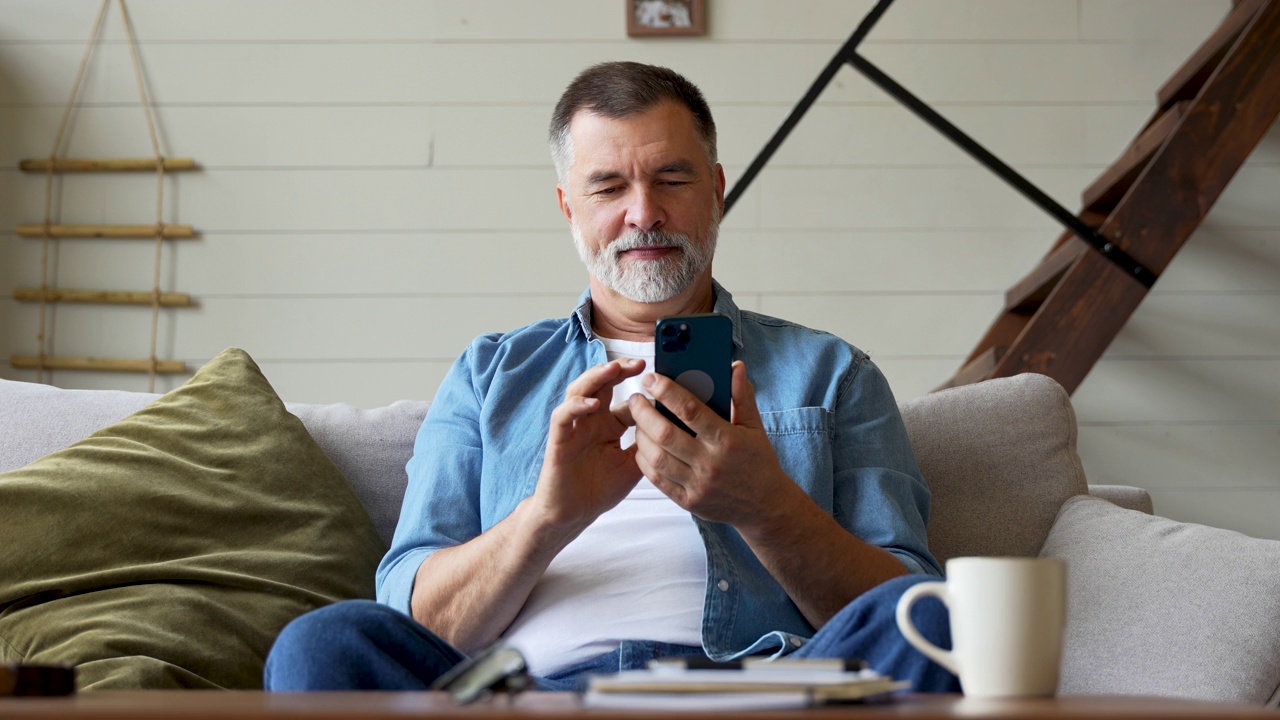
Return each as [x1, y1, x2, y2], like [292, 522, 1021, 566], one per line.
[661, 325, 678, 337]
[661, 340, 678, 353]
[677, 331, 690, 344]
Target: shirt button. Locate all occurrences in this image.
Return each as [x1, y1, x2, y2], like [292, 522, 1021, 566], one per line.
[717, 579, 730, 592]
[791, 637, 804, 647]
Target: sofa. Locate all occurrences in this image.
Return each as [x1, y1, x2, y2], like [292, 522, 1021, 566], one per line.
[2, 348, 1279, 704]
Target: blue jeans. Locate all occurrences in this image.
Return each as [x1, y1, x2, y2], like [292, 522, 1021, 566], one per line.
[264, 574, 957, 693]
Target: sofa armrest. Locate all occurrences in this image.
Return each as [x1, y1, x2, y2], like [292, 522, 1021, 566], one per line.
[1087, 484, 1153, 515]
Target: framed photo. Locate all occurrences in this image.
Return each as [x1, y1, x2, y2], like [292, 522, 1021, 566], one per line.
[627, 0, 706, 37]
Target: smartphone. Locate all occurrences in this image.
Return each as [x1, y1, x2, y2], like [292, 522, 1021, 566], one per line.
[654, 313, 732, 436]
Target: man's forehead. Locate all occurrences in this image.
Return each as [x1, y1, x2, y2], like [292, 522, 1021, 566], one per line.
[567, 103, 702, 172]
[568, 102, 697, 142]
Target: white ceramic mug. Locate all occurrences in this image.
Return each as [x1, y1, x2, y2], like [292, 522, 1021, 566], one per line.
[896, 556, 1066, 698]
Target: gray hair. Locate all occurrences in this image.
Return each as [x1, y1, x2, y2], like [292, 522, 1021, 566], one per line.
[549, 61, 717, 183]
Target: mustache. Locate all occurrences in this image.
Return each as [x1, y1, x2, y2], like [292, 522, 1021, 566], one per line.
[607, 229, 692, 259]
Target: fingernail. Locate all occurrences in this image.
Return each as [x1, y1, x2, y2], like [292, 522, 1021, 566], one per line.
[583, 397, 598, 407]
[641, 374, 655, 388]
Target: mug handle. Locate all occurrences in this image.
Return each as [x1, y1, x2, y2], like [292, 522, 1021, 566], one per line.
[895, 581, 959, 676]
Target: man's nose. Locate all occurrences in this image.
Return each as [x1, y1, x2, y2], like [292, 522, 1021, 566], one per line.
[625, 188, 665, 231]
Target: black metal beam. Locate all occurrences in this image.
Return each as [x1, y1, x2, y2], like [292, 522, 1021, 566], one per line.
[722, 0, 1157, 288]
[845, 53, 1156, 288]
[724, 0, 899, 214]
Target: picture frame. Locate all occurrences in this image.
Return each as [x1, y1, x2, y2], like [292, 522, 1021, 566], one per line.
[627, 0, 706, 37]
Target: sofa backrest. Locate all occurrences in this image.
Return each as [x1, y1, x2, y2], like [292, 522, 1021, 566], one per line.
[0, 378, 425, 546]
[1, 372, 1087, 559]
[899, 373, 1089, 565]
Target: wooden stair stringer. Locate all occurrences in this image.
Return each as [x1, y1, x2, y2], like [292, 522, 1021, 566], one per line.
[984, 0, 1280, 394]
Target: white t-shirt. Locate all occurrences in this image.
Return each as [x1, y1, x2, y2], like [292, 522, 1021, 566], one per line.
[500, 338, 708, 676]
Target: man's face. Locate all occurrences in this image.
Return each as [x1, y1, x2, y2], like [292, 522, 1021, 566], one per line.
[557, 101, 725, 304]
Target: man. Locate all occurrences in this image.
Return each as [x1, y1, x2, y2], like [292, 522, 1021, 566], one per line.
[265, 62, 955, 693]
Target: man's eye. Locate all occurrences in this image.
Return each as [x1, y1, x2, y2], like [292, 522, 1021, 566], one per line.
[595, 187, 620, 196]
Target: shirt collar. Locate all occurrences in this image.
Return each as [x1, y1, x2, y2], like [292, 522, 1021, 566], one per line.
[569, 279, 744, 349]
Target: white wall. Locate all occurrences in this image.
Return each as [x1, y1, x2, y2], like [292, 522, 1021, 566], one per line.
[2, 1, 1277, 538]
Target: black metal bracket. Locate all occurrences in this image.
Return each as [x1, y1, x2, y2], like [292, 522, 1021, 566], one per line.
[723, 0, 1157, 289]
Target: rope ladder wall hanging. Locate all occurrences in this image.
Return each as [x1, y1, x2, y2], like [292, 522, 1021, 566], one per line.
[11, 0, 197, 392]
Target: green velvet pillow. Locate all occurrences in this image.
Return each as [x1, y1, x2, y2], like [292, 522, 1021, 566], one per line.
[0, 348, 386, 689]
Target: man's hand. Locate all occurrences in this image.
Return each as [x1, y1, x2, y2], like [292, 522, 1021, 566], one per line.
[626, 360, 908, 628]
[410, 359, 645, 652]
[626, 360, 792, 531]
[531, 359, 646, 533]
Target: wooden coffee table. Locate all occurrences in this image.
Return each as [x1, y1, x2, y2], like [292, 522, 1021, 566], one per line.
[0, 692, 1274, 720]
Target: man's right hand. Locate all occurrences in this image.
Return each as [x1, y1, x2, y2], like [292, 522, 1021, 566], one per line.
[410, 358, 645, 651]
[531, 359, 646, 533]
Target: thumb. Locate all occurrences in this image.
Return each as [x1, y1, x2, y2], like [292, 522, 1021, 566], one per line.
[730, 361, 763, 429]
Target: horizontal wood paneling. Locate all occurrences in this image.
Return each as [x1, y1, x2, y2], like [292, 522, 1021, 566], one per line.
[758, 167, 1094, 230]
[0, 167, 759, 232]
[0, 233, 585, 296]
[0, 42, 1208, 106]
[0, 0, 1109, 44]
[1080, 1, 1235, 41]
[7, 228, 1274, 299]
[3, 161, 1271, 236]
[0, 103, 1172, 170]
[0, 230, 1042, 296]
[1142, 490, 1280, 541]
[2, 294, 581, 360]
[1156, 228, 1280, 292]
[716, 231, 1050, 293]
[758, 294, 1004, 357]
[1073, 358, 1280, 424]
[0, 358, 456, 408]
[1106, 293, 1280, 357]
[1079, 425, 1280, 490]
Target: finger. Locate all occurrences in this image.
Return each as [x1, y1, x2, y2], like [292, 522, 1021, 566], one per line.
[610, 397, 642, 428]
[548, 396, 600, 440]
[565, 358, 646, 402]
[629, 392, 702, 464]
[729, 361, 764, 429]
[633, 423, 694, 488]
[644, 471, 687, 508]
[641, 372, 724, 439]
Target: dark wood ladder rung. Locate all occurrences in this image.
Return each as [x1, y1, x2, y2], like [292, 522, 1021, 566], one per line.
[1157, 0, 1265, 109]
[1081, 101, 1190, 212]
[938, 345, 1007, 392]
[947, 0, 1280, 395]
[1004, 239, 1087, 314]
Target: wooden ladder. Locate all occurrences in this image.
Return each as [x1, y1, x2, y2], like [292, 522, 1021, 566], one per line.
[939, 0, 1280, 394]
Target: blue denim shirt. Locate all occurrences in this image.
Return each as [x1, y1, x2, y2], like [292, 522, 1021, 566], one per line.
[377, 281, 941, 659]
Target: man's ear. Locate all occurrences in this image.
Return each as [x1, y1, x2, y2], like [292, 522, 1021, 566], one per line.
[714, 164, 726, 217]
[557, 185, 573, 225]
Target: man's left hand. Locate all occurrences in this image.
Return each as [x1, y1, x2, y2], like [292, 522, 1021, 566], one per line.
[625, 360, 793, 529]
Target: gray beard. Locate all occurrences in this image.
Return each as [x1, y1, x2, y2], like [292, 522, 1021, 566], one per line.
[572, 219, 718, 304]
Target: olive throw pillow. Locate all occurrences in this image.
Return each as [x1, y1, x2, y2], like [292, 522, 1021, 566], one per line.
[0, 348, 386, 689]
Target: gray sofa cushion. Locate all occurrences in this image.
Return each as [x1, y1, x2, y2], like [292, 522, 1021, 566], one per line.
[899, 373, 1088, 565]
[1041, 495, 1280, 705]
[288, 401, 427, 544]
[0, 378, 427, 546]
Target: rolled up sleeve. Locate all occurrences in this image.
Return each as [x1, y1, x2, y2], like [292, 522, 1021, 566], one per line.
[375, 347, 487, 613]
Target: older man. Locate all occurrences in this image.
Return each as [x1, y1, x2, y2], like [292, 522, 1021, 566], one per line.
[265, 62, 955, 693]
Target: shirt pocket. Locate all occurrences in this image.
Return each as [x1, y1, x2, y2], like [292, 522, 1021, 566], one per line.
[760, 407, 835, 514]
